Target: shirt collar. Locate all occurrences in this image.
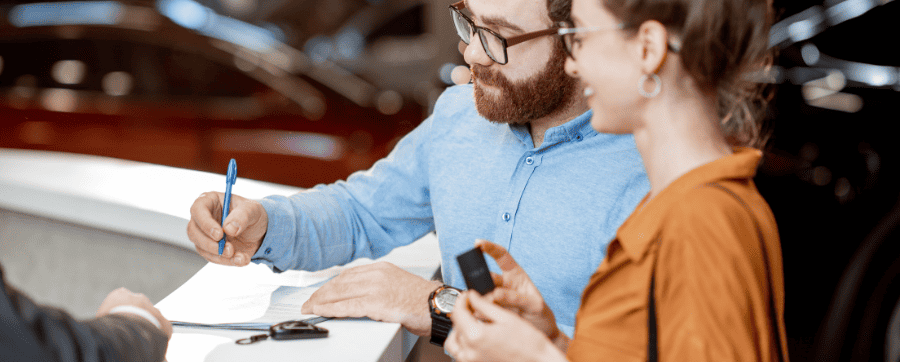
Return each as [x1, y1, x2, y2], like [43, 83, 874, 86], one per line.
[508, 109, 597, 149]
[616, 147, 763, 261]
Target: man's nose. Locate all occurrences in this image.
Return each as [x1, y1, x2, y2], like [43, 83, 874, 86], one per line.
[463, 33, 494, 67]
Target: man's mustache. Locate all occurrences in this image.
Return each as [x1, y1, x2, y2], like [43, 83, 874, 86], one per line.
[471, 65, 505, 88]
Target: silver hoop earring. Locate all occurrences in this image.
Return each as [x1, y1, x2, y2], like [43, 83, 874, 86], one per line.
[638, 74, 661, 98]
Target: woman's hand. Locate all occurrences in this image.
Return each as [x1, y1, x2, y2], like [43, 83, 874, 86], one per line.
[444, 291, 567, 362]
[476, 240, 564, 344]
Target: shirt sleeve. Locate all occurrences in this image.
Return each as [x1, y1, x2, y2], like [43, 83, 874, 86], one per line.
[249, 111, 439, 273]
[1, 271, 168, 362]
[656, 188, 778, 362]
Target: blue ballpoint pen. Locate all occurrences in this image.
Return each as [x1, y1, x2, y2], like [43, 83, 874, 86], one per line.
[219, 159, 237, 255]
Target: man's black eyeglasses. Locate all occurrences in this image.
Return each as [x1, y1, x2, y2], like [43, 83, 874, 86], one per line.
[449, 1, 558, 65]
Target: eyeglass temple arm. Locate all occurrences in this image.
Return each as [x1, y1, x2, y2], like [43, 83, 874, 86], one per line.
[506, 28, 559, 47]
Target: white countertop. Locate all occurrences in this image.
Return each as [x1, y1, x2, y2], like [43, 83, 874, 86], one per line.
[0, 148, 442, 361]
[0, 148, 302, 250]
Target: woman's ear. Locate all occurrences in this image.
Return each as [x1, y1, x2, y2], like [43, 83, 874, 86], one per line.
[636, 20, 669, 74]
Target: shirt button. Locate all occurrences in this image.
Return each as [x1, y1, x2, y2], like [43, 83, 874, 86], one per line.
[502, 213, 511, 222]
[525, 156, 534, 165]
[264, 247, 272, 255]
[575, 134, 583, 141]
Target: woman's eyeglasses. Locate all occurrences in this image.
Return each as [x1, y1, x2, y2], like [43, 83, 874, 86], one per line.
[449, 1, 558, 65]
[557, 21, 681, 60]
[556, 22, 624, 60]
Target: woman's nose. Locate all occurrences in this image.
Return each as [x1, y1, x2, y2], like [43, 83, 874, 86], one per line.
[564, 56, 579, 77]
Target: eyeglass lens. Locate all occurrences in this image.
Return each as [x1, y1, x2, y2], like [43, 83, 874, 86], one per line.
[557, 22, 576, 59]
[450, 7, 508, 64]
[451, 9, 472, 44]
[562, 34, 575, 59]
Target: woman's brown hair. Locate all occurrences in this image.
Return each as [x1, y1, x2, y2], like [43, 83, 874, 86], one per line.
[602, 0, 774, 147]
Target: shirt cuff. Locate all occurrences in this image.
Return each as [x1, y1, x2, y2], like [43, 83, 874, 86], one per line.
[109, 305, 162, 329]
[250, 196, 292, 271]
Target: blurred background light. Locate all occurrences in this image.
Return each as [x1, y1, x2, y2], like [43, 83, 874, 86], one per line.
[451, 65, 472, 85]
[157, 0, 276, 53]
[835, 177, 852, 199]
[8, 1, 122, 27]
[334, 27, 364, 60]
[788, 16, 820, 43]
[300, 96, 326, 121]
[375, 90, 402, 115]
[157, 0, 207, 29]
[805, 91, 864, 113]
[439, 63, 456, 85]
[812, 165, 833, 186]
[201, 13, 277, 53]
[826, 0, 876, 24]
[214, 129, 344, 161]
[841, 61, 898, 87]
[801, 43, 821, 65]
[51, 60, 86, 85]
[101, 71, 134, 96]
[219, 0, 256, 17]
[41, 88, 78, 112]
[304, 35, 334, 64]
[825, 70, 846, 90]
[261, 22, 287, 43]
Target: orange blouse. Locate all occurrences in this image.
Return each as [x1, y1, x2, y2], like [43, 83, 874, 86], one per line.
[567, 147, 789, 362]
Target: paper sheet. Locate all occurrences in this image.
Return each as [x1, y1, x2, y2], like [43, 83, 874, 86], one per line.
[156, 233, 442, 327]
[157, 263, 343, 325]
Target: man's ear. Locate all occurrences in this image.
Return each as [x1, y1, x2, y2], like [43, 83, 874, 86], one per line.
[636, 20, 669, 75]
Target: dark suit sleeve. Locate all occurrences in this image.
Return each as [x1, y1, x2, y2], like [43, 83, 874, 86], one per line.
[1, 268, 168, 362]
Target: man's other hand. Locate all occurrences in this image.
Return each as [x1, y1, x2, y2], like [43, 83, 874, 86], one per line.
[96, 287, 173, 338]
[301, 262, 443, 336]
[187, 191, 268, 266]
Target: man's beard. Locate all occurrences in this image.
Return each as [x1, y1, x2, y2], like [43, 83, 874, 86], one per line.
[471, 41, 577, 124]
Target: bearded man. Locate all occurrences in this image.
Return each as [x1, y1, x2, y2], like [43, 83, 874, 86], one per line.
[185, 0, 649, 348]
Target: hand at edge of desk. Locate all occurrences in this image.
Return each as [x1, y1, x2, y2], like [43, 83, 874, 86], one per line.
[187, 191, 268, 266]
[301, 261, 444, 336]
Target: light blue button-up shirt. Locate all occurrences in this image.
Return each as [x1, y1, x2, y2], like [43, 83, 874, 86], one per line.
[252, 84, 649, 336]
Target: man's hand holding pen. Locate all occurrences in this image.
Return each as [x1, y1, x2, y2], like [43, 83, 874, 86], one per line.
[187, 191, 268, 266]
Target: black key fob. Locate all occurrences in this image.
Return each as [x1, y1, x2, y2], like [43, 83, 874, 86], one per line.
[270, 320, 329, 340]
[457, 246, 495, 295]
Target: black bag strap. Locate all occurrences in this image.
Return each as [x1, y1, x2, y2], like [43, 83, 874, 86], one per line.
[648, 272, 658, 362]
[647, 182, 785, 362]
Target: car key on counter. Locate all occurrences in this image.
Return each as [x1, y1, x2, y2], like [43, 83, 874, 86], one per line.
[236, 320, 329, 345]
[457, 246, 496, 295]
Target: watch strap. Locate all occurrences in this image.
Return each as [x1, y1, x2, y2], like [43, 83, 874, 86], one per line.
[430, 310, 453, 346]
[429, 285, 457, 347]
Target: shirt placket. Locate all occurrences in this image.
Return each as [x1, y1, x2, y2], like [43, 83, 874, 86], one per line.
[493, 151, 543, 251]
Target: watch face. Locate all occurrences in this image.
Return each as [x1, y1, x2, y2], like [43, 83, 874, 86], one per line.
[435, 288, 459, 312]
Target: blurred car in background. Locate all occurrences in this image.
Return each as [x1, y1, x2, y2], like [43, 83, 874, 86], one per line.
[0, 0, 462, 187]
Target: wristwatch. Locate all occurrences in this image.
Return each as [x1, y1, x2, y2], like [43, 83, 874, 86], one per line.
[429, 285, 461, 346]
